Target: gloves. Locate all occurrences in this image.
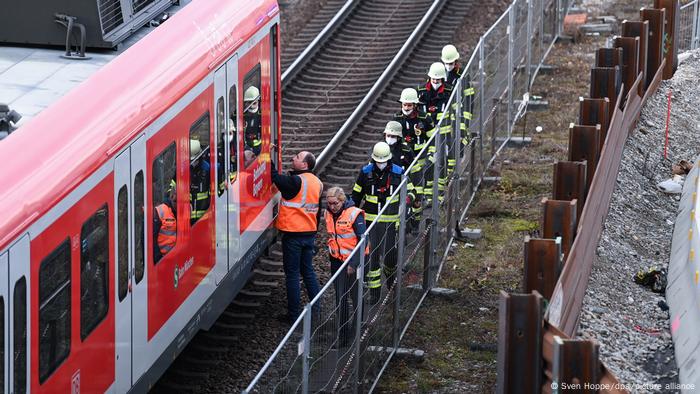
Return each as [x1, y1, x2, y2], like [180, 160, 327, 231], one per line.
[428, 105, 437, 113]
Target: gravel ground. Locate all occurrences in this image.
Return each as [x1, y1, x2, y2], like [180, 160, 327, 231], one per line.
[577, 50, 700, 393]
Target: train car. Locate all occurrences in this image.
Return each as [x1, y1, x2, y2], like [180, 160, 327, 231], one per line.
[0, 0, 282, 391]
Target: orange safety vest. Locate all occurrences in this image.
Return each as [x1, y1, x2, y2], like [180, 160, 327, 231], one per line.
[276, 172, 322, 232]
[325, 206, 369, 261]
[156, 203, 176, 255]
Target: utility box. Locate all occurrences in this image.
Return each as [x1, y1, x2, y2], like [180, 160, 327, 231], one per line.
[0, 0, 174, 49]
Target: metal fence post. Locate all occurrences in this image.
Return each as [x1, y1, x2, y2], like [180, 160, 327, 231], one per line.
[393, 179, 408, 348]
[453, 79, 463, 231]
[353, 236, 366, 394]
[508, 6, 514, 136]
[527, 0, 533, 89]
[302, 305, 312, 394]
[478, 38, 486, 175]
[556, 0, 563, 38]
[694, 0, 700, 49]
[429, 123, 442, 289]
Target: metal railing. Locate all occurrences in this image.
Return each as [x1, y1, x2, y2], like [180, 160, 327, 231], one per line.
[243, 0, 572, 392]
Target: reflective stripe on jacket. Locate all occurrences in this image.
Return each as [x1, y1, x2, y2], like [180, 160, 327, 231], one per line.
[325, 206, 369, 261]
[156, 204, 176, 255]
[276, 172, 322, 232]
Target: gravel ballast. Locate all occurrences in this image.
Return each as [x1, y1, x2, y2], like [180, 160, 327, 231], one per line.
[577, 49, 700, 393]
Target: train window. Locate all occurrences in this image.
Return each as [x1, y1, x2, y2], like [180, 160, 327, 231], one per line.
[152, 143, 177, 264]
[13, 276, 26, 393]
[118, 186, 128, 301]
[39, 240, 71, 383]
[229, 85, 238, 182]
[1, 296, 4, 389]
[243, 65, 261, 169]
[190, 113, 212, 225]
[81, 205, 109, 340]
[134, 171, 145, 283]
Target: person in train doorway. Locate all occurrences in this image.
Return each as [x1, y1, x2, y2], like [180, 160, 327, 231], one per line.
[154, 179, 177, 263]
[418, 62, 452, 205]
[243, 86, 262, 156]
[393, 88, 434, 228]
[352, 142, 415, 305]
[272, 150, 323, 324]
[190, 139, 211, 225]
[325, 187, 368, 348]
[441, 44, 475, 176]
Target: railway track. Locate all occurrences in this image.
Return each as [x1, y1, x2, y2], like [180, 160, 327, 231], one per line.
[154, 0, 481, 391]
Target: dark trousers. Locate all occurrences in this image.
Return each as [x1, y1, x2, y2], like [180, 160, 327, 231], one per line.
[367, 220, 398, 302]
[282, 233, 321, 319]
[330, 258, 360, 347]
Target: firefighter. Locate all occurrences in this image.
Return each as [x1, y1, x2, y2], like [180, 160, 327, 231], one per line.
[154, 179, 177, 263]
[352, 142, 414, 304]
[418, 63, 452, 203]
[383, 120, 415, 171]
[384, 120, 422, 232]
[189, 139, 210, 224]
[441, 44, 475, 166]
[243, 86, 262, 155]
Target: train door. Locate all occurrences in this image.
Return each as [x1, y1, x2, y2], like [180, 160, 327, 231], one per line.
[114, 135, 148, 391]
[1, 252, 7, 393]
[214, 54, 241, 278]
[8, 235, 30, 394]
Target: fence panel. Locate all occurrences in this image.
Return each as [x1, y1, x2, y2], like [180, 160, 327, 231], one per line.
[679, 0, 699, 51]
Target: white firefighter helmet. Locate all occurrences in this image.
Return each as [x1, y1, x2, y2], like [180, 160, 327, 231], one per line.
[441, 44, 460, 63]
[427, 62, 447, 79]
[244, 86, 260, 102]
[384, 121, 403, 137]
[371, 141, 392, 163]
[398, 88, 420, 103]
[190, 139, 202, 157]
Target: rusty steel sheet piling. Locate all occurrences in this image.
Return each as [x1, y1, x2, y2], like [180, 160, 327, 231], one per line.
[653, 0, 680, 79]
[568, 124, 603, 189]
[613, 36, 640, 99]
[541, 198, 578, 260]
[590, 66, 622, 106]
[595, 47, 623, 68]
[621, 20, 650, 95]
[524, 237, 563, 299]
[497, 291, 544, 394]
[641, 7, 666, 88]
[579, 97, 611, 149]
[553, 161, 588, 220]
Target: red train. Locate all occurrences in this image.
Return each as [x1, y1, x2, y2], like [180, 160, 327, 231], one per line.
[0, 0, 281, 391]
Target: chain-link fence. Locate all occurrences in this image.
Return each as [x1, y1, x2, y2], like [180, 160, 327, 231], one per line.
[243, 0, 573, 392]
[680, 0, 700, 51]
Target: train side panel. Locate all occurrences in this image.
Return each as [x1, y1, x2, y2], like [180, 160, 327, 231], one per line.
[30, 175, 116, 393]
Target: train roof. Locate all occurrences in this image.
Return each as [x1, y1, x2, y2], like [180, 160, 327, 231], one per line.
[0, 0, 280, 251]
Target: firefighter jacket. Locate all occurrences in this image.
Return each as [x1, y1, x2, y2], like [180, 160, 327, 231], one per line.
[389, 141, 415, 172]
[418, 81, 452, 130]
[352, 163, 414, 223]
[325, 200, 369, 267]
[190, 157, 211, 224]
[393, 109, 435, 155]
[446, 66, 475, 140]
[275, 171, 322, 233]
[155, 201, 176, 259]
[244, 110, 262, 155]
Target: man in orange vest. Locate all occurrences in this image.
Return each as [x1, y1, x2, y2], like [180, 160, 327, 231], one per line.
[325, 187, 368, 348]
[273, 150, 323, 323]
[154, 179, 177, 263]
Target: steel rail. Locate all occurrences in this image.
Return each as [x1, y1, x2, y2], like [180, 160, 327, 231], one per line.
[314, 0, 448, 173]
[280, 0, 358, 89]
